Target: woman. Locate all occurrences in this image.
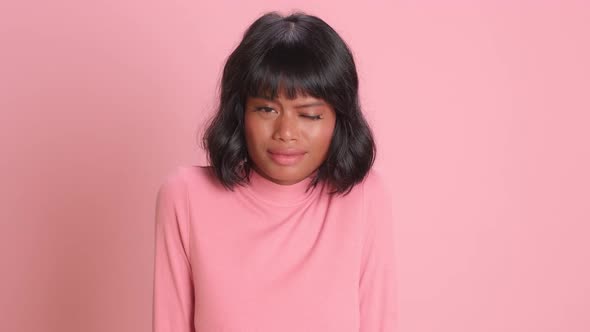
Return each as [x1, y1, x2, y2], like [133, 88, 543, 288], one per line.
[152, 11, 397, 332]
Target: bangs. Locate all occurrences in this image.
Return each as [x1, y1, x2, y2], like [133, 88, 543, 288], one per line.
[243, 42, 330, 101]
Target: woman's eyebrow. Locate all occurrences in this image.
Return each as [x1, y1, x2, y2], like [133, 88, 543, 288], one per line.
[251, 96, 276, 103]
[293, 101, 326, 109]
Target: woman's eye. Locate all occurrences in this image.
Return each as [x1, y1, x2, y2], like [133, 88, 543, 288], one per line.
[302, 114, 322, 120]
[256, 106, 275, 113]
[254, 107, 321, 120]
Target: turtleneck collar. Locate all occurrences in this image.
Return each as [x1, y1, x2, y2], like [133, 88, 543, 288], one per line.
[242, 167, 321, 207]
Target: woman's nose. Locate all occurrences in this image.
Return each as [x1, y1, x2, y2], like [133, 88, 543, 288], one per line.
[273, 112, 298, 141]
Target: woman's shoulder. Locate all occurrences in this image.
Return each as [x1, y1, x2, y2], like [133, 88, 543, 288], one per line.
[360, 167, 393, 200]
[323, 167, 391, 204]
[158, 164, 223, 195]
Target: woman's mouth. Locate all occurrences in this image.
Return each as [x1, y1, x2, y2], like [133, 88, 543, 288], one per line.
[267, 150, 307, 166]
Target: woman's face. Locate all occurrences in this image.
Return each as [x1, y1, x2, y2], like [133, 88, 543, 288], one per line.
[244, 91, 336, 185]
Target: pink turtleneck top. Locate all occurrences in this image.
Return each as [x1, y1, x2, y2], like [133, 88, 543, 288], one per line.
[152, 165, 397, 331]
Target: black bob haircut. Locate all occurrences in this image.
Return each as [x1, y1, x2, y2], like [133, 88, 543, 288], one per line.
[202, 11, 376, 196]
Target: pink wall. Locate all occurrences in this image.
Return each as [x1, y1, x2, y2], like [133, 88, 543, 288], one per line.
[2, 1, 588, 331]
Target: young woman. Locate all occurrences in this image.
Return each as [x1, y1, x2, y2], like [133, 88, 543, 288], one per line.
[152, 11, 397, 332]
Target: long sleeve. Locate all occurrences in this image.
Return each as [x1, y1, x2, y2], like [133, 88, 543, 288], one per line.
[359, 170, 398, 331]
[152, 170, 195, 332]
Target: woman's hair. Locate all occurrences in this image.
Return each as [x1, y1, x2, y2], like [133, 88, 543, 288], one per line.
[202, 11, 376, 195]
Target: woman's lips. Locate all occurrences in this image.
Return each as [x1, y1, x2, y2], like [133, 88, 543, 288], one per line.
[267, 150, 307, 166]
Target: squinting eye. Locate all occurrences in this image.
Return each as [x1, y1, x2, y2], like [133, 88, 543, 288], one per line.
[256, 106, 275, 113]
[302, 114, 322, 120]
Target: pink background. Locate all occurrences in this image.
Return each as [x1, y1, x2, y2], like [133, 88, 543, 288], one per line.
[2, 1, 589, 331]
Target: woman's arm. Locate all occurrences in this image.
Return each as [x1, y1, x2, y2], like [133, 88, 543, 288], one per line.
[359, 169, 398, 331]
[152, 169, 195, 332]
